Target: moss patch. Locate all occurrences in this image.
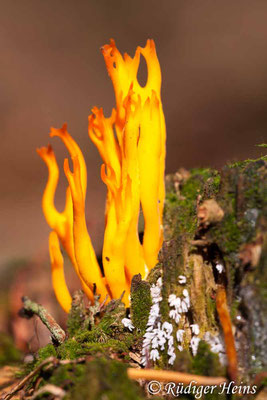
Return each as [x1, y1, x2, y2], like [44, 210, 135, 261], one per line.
[130, 274, 152, 335]
[191, 341, 225, 377]
[70, 357, 144, 400]
[164, 168, 220, 241]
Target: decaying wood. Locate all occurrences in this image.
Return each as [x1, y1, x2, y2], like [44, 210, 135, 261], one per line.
[197, 199, 224, 227]
[3, 156, 266, 399]
[163, 157, 266, 387]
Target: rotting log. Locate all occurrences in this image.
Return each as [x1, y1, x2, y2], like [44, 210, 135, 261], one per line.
[160, 157, 266, 385]
[4, 156, 266, 400]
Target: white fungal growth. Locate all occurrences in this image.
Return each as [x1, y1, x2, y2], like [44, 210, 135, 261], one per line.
[190, 336, 201, 356]
[168, 353, 176, 365]
[168, 289, 190, 324]
[169, 309, 181, 324]
[141, 277, 163, 365]
[176, 329, 184, 342]
[141, 277, 178, 366]
[150, 285, 162, 302]
[204, 332, 227, 365]
[190, 324, 200, 335]
[216, 263, 224, 273]
[122, 318, 134, 331]
[168, 294, 181, 308]
[150, 349, 160, 361]
[162, 321, 173, 336]
[178, 275, 187, 284]
[142, 275, 211, 365]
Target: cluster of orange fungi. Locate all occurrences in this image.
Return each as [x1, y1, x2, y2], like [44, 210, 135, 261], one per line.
[37, 39, 166, 312]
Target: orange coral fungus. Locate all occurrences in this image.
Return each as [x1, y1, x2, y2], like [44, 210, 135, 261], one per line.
[38, 39, 166, 311]
[49, 231, 72, 313]
[216, 286, 238, 381]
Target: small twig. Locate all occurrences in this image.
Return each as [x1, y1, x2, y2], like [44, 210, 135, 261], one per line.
[85, 293, 106, 328]
[129, 352, 142, 365]
[1, 357, 55, 400]
[1, 357, 86, 400]
[58, 357, 85, 365]
[99, 295, 109, 311]
[31, 384, 66, 400]
[19, 296, 66, 344]
[127, 368, 227, 386]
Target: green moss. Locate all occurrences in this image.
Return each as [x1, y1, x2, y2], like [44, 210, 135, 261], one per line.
[58, 310, 133, 360]
[191, 341, 225, 377]
[37, 343, 57, 362]
[214, 213, 243, 254]
[75, 330, 98, 343]
[208, 158, 267, 276]
[230, 297, 240, 320]
[165, 189, 197, 240]
[164, 168, 219, 243]
[82, 339, 129, 357]
[166, 191, 178, 204]
[160, 241, 185, 320]
[56, 336, 130, 361]
[70, 357, 145, 400]
[57, 338, 84, 360]
[67, 290, 86, 336]
[173, 349, 193, 372]
[130, 274, 152, 335]
[23, 356, 145, 399]
[81, 302, 126, 345]
[49, 363, 86, 391]
[205, 293, 216, 327]
[18, 344, 57, 382]
[147, 263, 162, 285]
[181, 168, 214, 199]
[0, 333, 21, 366]
[211, 174, 221, 193]
[228, 155, 267, 169]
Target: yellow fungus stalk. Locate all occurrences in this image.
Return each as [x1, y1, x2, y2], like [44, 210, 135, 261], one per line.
[49, 231, 72, 313]
[38, 39, 166, 311]
[37, 129, 94, 302]
[100, 39, 166, 270]
[64, 156, 109, 301]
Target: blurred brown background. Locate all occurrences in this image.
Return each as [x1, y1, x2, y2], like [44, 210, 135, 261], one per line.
[1, 0, 267, 268]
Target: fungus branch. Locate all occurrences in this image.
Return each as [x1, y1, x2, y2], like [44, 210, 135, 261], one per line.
[216, 285, 238, 381]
